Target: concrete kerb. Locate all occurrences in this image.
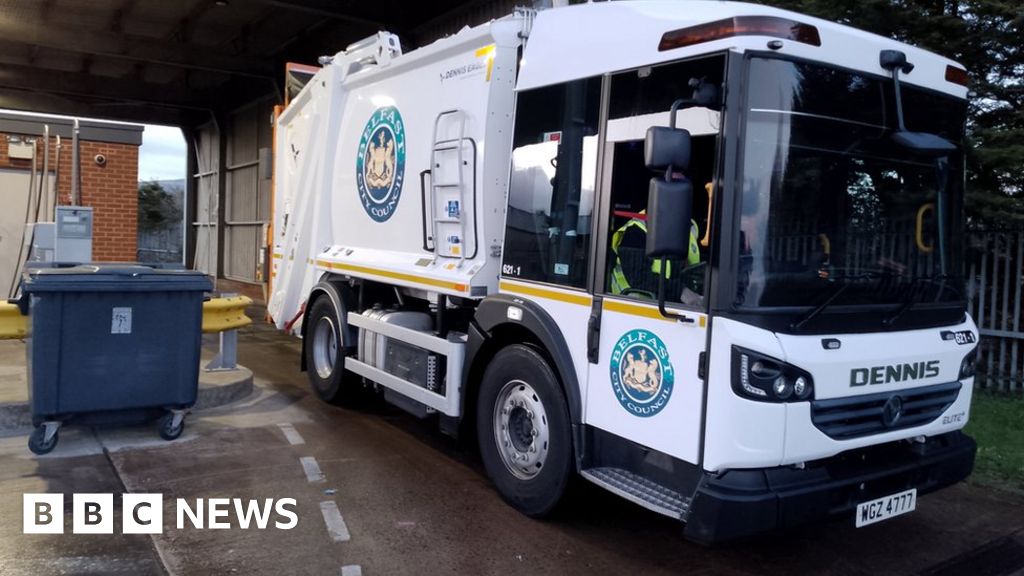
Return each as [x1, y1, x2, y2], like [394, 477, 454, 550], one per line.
[0, 363, 253, 435]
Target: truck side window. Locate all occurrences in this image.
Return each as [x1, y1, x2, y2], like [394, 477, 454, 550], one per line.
[602, 55, 725, 306]
[503, 77, 601, 289]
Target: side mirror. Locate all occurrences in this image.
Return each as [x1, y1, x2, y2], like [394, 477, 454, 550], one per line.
[891, 131, 957, 158]
[644, 125, 693, 260]
[646, 178, 693, 260]
[645, 126, 691, 172]
[642, 125, 696, 324]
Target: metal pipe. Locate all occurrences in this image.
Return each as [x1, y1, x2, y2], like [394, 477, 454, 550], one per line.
[71, 118, 80, 205]
[8, 140, 37, 298]
[53, 135, 61, 215]
[38, 125, 49, 223]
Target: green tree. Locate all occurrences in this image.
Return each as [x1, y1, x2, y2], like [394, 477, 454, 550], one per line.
[752, 0, 1024, 226]
[138, 180, 182, 232]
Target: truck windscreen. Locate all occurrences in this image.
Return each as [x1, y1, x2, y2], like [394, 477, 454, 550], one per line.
[734, 56, 968, 328]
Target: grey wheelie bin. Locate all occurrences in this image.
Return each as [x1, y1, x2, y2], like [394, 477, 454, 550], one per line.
[20, 265, 212, 454]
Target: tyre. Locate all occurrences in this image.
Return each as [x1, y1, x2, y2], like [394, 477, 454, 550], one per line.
[477, 344, 573, 517]
[304, 296, 359, 404]
[28, 426, 58, 455]
[159, 413, 185, 441]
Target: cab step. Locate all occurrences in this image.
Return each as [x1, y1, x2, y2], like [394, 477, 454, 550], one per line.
[580, 467, 690, 520]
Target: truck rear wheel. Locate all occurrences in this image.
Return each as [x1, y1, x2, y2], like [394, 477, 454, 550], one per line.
[305, 296, 358, 404]
[477, 344, 572, 517]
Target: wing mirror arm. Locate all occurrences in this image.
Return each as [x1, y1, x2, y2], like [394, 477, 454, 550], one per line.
[656, 264, 694, 323]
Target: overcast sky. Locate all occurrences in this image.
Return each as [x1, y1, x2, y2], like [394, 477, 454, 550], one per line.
[139, 124, 187, 183]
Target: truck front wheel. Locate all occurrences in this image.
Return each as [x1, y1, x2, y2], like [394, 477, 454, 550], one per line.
[305, 296, 358, 404]
[477, 344, 572, 517]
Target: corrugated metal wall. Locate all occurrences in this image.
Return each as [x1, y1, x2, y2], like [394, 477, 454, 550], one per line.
[225, 98, 274, 283]
[192, 122, 219, 277]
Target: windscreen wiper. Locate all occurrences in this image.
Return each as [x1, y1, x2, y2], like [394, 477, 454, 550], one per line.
[882, 274, 960, 328]
[789, 272, 879, 332]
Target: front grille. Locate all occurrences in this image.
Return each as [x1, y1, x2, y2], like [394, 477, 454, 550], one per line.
[811, 381, 962, 440]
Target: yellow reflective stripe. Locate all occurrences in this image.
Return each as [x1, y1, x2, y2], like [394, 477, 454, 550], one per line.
[610, 218, 648, 293]
[317, 260, 469, 293]
[499, 281, 591, 307]
[688, 219, 700, 266]
[603, 298, 707, 327]
[603, 299, 676, 322]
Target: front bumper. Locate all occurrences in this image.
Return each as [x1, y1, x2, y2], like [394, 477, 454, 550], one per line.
[684, 431, 976, 545]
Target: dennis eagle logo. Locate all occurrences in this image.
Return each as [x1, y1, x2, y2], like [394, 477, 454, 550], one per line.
[610, 329, 674, 417]
[356, 105, 406, 222]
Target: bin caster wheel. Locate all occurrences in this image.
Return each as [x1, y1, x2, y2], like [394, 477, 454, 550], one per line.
[159, 412, 185, 441]
[28, 425, 59, 455]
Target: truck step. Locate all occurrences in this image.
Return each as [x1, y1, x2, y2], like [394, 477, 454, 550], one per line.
[580, 467, 689, 520]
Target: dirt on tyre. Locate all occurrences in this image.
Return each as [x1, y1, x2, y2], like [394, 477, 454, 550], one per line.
[305, 296, 361, 405]
[477, 344, 573, 517]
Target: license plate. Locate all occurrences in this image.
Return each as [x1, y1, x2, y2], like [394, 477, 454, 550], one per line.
[855, 488, 917, 527]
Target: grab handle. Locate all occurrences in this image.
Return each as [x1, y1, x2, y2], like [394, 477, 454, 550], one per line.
[916, 203, 935, 253]
[700, 182, 714, 248]
[420, 169, 434, 252]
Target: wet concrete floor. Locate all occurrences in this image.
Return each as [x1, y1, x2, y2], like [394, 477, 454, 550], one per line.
[1, 320, 1023, 575]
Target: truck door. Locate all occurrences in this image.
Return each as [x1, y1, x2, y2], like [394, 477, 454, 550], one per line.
[585, 56, 725, 465]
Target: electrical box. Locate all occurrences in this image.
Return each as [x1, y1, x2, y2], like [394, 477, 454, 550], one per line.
[28, 223, 55, 263]
[7, 138, 35, 160]
[55, 206, 93, 262]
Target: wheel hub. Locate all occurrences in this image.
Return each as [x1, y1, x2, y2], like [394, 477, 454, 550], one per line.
[494, 379, 550, 480]
[312, 316, 337, 380]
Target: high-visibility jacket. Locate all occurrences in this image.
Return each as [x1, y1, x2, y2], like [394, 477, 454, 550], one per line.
[610, 216, 700, 295]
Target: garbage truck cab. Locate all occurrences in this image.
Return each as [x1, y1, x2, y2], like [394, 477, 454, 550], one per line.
[269, 1, 976, 543]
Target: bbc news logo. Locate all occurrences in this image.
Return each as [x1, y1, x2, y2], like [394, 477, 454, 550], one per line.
[24, 494, 298, 534]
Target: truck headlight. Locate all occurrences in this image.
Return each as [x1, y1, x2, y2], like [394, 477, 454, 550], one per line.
[959, 348, 978, 380]
[732, 346, 814, 402]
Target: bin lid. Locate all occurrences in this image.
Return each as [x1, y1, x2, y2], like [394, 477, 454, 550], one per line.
[22, 264, 213, 293]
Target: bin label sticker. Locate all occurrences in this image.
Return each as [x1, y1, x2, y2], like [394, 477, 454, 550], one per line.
[111, 307, 132, 334]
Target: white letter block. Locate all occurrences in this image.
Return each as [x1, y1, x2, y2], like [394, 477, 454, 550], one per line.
[73, 493, 114, 534]
[23, 494, 63, 534]
[123, 494, 163, 534]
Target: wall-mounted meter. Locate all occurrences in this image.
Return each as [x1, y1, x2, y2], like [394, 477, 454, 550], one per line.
[55, 206, 93, 262]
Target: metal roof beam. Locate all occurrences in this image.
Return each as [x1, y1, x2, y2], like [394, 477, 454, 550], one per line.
[245, 0, 385, 29]
[170, 0, 218, 43]
[0, 60, 213, 110]
[0, 88, 193, 126]
[0, 18, 273, 79]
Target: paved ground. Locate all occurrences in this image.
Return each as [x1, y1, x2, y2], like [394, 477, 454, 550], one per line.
[1, 320, 1023, 576]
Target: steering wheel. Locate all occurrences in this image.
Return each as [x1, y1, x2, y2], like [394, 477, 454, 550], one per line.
[621, 288, 656, 300]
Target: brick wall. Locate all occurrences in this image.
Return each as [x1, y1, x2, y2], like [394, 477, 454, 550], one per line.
[0, 135, 139, 261]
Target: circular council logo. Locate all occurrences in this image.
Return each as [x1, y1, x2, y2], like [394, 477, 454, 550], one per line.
[356, 106, 406, 222]
[609, 329, 674, 417]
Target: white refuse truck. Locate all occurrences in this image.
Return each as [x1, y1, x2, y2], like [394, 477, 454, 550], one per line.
[269, 1, 977, 543]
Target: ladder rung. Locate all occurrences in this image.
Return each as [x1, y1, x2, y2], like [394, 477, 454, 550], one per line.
[433, 143, 461, 152]
[432, 182, 460, 188]
[434, 217, 460, 224]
